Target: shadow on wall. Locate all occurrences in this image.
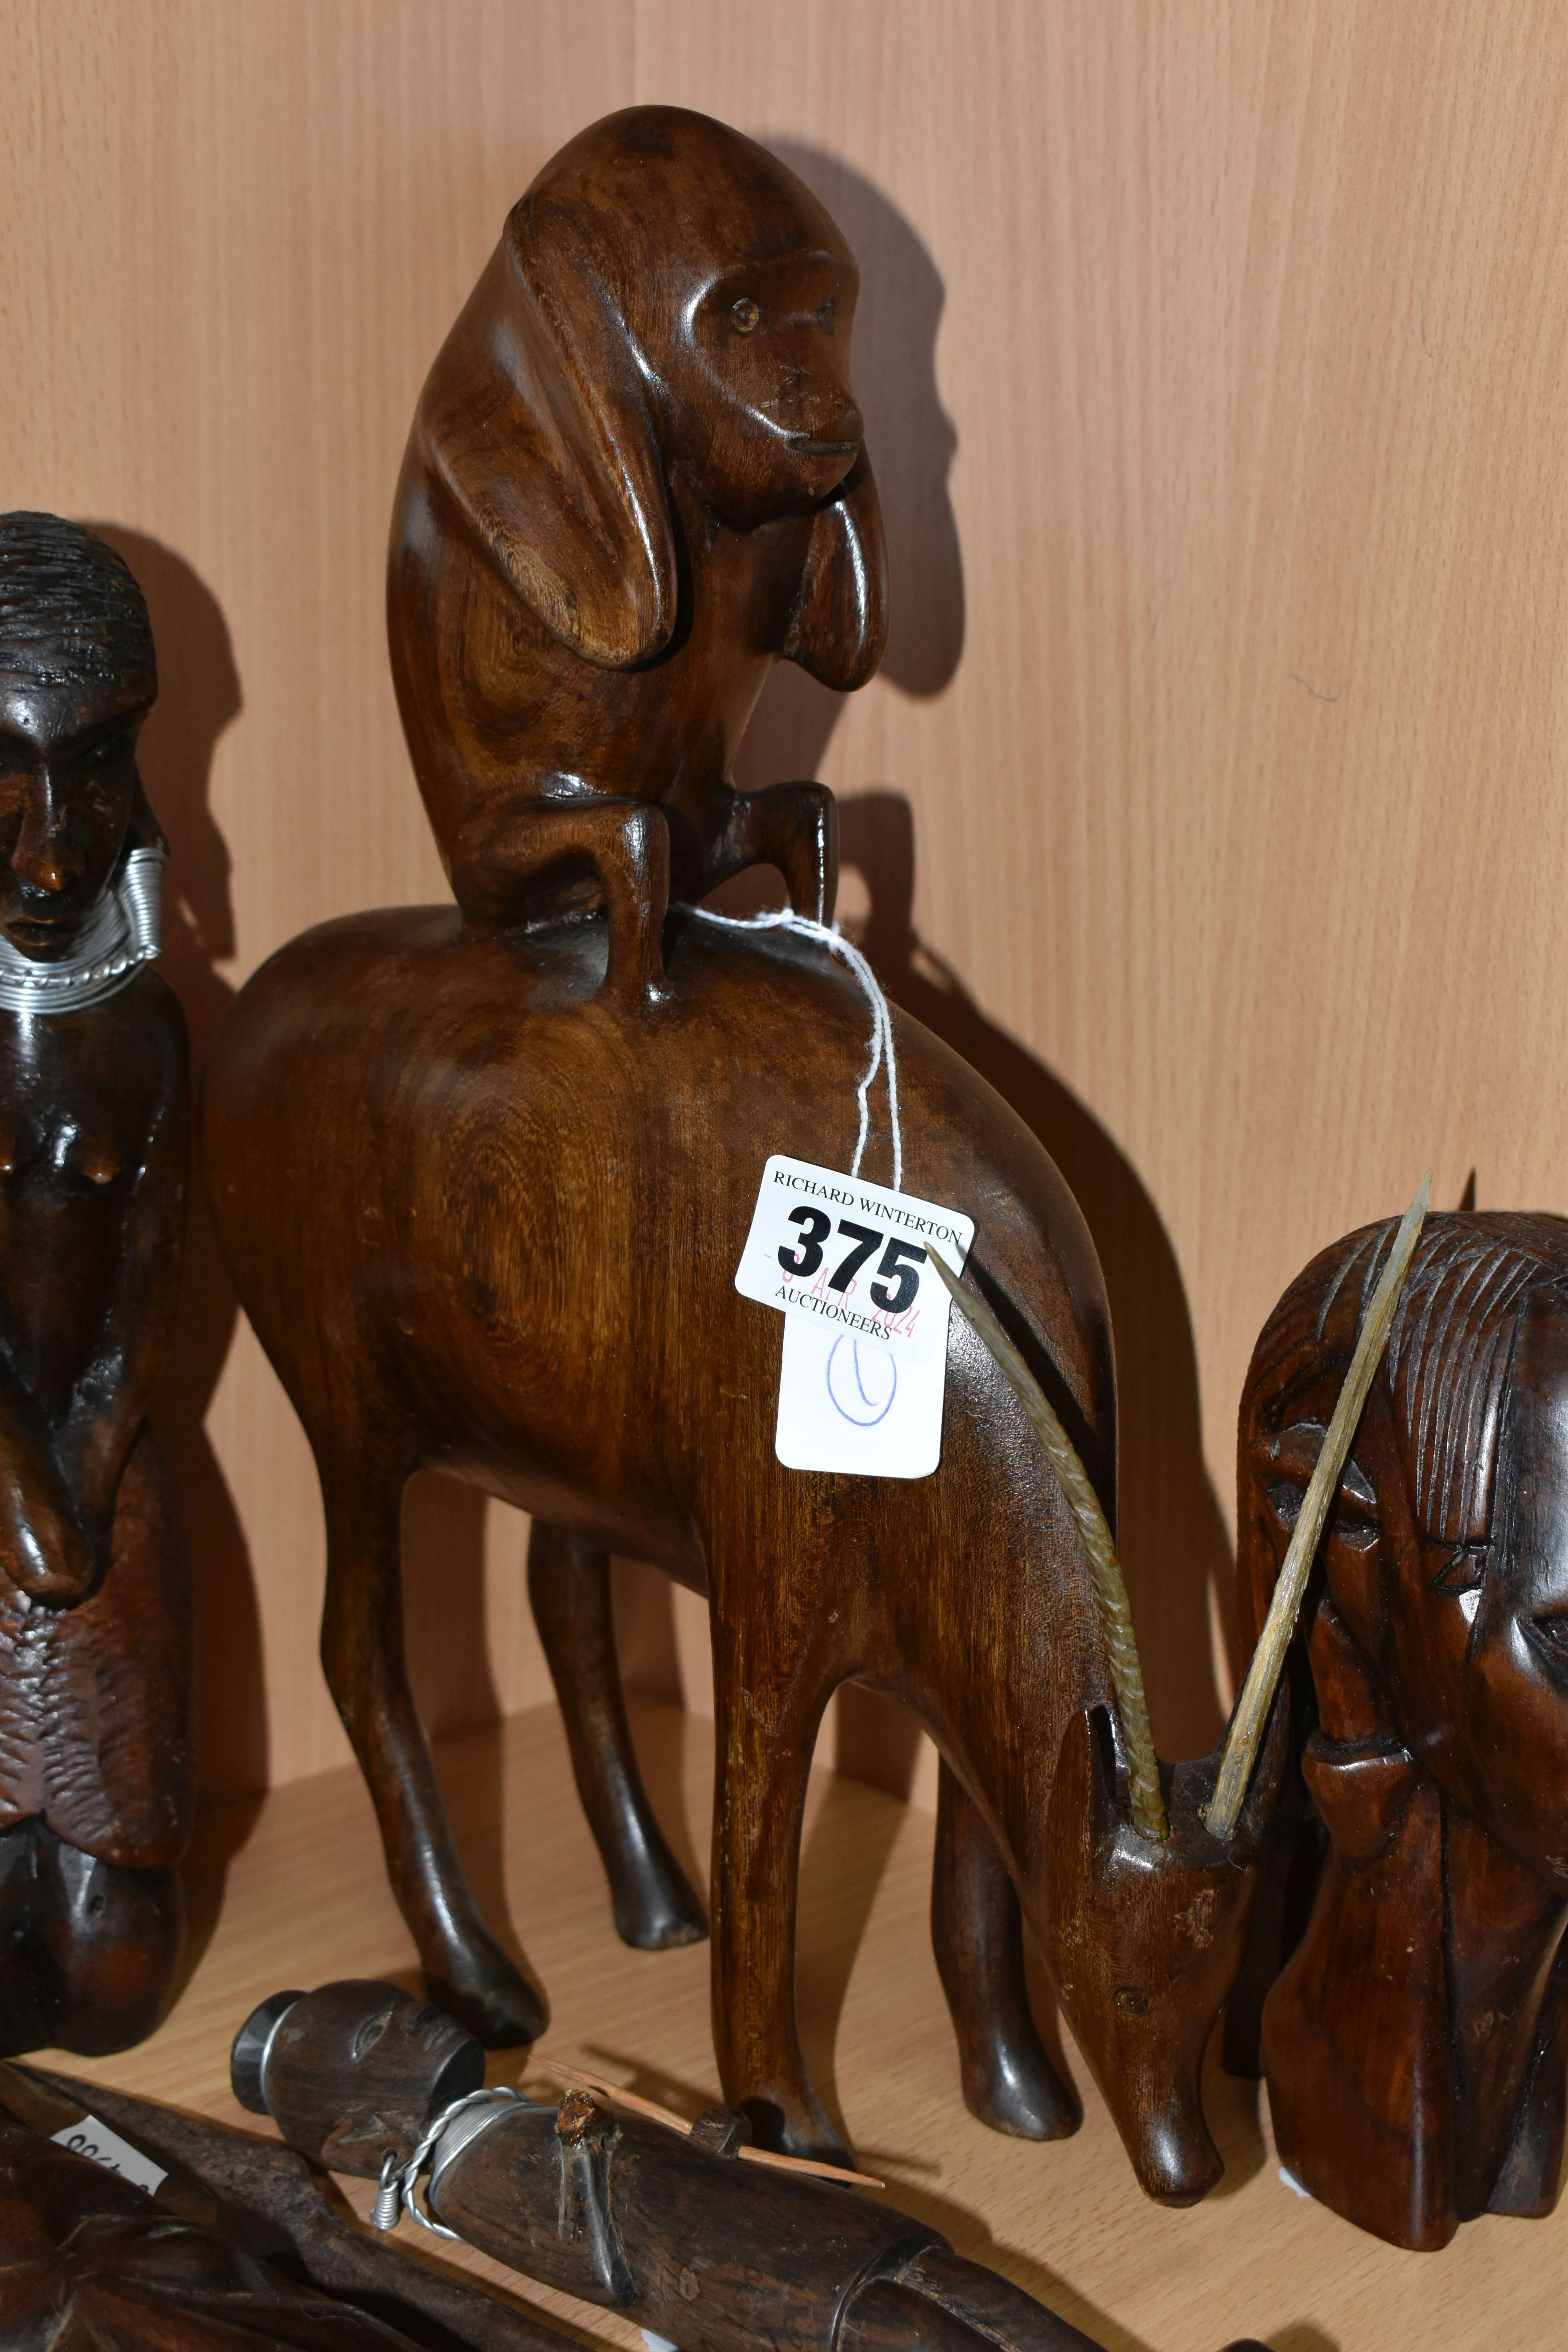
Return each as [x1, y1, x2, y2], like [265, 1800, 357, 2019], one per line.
[85, 526, 265, 1801]
[717, 145, 1230, 1769]
[732, 139, 964, 808]
[839, 793, 1232, 1764]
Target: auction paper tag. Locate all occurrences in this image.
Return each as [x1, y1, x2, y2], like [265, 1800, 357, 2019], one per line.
[735, 1155, 973, 1480]
[49, 2113, 167, 2197]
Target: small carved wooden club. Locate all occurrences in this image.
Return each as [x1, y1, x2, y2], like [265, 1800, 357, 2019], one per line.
[234, 1978, 1272, 2352]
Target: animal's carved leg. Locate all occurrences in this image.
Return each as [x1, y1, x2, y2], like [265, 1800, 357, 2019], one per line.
[709, 1641, 846, 2165]
[448, 794, 670, 1000]
[526, 1523, 707, 1950]
[931, 1761, 1081, 2141]
[702, 780, 838, 926]
[319, 1455, 545, 2047]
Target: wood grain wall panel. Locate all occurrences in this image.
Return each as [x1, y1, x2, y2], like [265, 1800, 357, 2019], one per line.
[0, 0, 635, 1793]
[639, 0, 1568, 1775]
[4, 3, 1568, 1807]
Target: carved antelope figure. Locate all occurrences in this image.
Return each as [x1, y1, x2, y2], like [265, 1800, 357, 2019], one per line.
[203, 905, 1278, 2200]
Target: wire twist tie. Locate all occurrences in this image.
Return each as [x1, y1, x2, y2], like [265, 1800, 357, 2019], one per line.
[371, 2085, 526, 2238]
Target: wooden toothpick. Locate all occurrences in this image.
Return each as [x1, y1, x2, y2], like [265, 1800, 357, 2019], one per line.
[528, 2054, 884, 2189]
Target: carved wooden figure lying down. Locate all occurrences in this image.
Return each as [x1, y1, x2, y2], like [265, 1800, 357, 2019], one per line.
[202, 904, 1277, 2201]
[0, 2054, 568, 2350]
[388, 105, 888, 996]
[1232, 1211, 1568, 2249]
[0, 513, 191, 2054]
[232, 1978, 1272, 2352]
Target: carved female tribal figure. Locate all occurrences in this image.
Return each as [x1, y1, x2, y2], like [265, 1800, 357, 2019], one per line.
[1236, 1211, 1568, 2247]
[0, 512, 191, 2053]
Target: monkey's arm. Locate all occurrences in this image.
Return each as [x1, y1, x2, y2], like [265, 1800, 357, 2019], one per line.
[447, 791, 671, 1001]
[699, 779, 839, 927]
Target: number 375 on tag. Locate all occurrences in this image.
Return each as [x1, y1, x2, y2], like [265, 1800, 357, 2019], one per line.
[734, 1157, 973, 1361]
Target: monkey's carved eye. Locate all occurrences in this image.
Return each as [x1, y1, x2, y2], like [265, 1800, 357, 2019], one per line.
[730, 296, 760, 334]
[817, 298, 837, 334]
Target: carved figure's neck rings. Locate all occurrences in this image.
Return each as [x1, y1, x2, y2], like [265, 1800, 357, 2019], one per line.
[0, 844, 167, 1015]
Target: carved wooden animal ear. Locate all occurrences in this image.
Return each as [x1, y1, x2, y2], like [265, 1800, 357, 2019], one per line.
[415, 205, 678, 671]
[784, 450, 889, 690]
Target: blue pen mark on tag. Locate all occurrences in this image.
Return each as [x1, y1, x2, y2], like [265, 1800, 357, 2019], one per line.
[826, 1336, 898, 1426]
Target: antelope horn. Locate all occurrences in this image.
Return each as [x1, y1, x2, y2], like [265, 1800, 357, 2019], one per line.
[1203, 1171, 1430, 1843]
[928, 1249, 1167, 1843]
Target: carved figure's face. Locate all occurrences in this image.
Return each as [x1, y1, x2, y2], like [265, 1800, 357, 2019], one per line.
[1251, 1291, 1568, 1889]
[264, 1979, 485, 2174]
[660, 246, 864, 524]
[0, 676, 147, 959]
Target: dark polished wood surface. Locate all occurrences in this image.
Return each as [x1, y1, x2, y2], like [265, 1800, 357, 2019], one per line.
[1230, 1211, 1568, 2249]
[0, 2041, 549, 2351]
[204, 899, 1267, 2205]
[0, 514, 192, 2054]
[244, 1976, 1112, 2352]
[388, 107, 888, 997]
[35, 1699, 1566, 2352]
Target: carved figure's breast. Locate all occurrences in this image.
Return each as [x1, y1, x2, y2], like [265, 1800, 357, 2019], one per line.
[0, 1054, 147, 1408]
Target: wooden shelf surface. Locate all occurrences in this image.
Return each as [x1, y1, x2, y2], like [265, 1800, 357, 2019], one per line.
[40, 1699, 1567, 2352]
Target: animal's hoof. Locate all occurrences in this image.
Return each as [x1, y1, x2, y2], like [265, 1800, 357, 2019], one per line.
[740, 2093, 853, 2171]
[959, 2040, 1082, 2142]
[426, 1949, 548, 2049]
[612, 1867, 709, 1952]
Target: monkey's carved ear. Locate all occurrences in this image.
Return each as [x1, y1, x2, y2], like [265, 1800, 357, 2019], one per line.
[412, 201, 678, 671]
[784, 450, 889, 691]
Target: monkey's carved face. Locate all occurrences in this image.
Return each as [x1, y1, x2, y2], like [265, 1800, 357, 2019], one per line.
[663, 247, 865, 525]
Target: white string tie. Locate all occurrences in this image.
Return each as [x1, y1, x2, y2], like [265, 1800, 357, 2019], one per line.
[371, 2085, 526, 2238]
[693, 907, 902, 1191]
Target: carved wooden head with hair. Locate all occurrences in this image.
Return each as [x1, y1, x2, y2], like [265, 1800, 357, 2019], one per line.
[388, 106, 889, 954]
[1236, 1209, 1568, 2247]
[0, 512, 161, 960]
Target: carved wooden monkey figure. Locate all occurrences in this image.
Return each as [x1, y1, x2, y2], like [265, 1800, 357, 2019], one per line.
[0, 513, 191, 2053]
[388, 106, 889, 997]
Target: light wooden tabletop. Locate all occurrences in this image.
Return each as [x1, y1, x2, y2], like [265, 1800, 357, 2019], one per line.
[38, 1699, 1565, 2352]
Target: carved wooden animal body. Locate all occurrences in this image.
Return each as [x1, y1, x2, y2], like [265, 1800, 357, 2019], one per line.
[388, 107, 887, 993]
[203, 908, 1270, 2202]
[1234, 1210, 1568, 2248]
